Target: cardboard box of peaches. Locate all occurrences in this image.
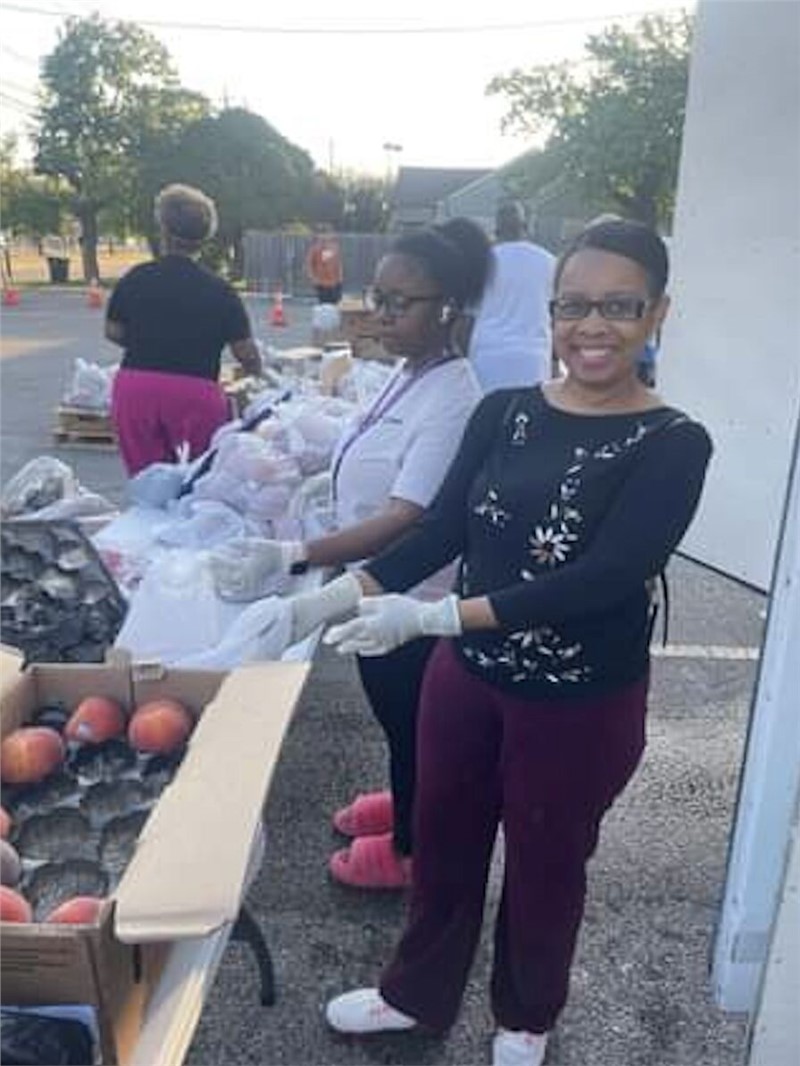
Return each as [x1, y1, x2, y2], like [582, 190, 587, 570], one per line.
[0, 644, 308, 1063]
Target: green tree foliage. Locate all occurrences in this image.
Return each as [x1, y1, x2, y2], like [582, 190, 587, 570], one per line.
[144, 107, 317, 277]
[338, 172, 390, 233]
[487, 13, 692, 228]
[34, 14, 209, 281]
[0, 135, 69, 240]
[305, 171, 346, 229]
[303, 171, 390, 233]
[107, 84, 211, 241]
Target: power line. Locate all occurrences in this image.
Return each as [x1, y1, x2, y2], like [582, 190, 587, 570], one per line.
[0, 43, 41, 67]
[0, 87, 36, 107]
[0, 77, 39, 101]
[0, 90, 37, 115]
[0, 3, 691, 36]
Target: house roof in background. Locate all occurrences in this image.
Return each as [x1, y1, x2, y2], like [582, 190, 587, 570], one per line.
[392, 166, 494, 208]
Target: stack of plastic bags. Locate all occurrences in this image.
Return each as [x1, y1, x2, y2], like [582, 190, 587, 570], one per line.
[0, 456, 116, 528]
[61, 358, 118, 412]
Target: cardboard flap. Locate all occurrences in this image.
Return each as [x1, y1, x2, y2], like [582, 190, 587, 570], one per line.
[0, 643, 24, 699]
[114, 661, 308, 942]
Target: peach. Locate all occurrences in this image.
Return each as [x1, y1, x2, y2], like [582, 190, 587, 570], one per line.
[65, 696, 126, 745]
[1, 726, 65, 784]
[127, 698, 194, 755]
[0, 805, 10, 838]
[0, 885, 33, 923]
[45, 896, 106, 925]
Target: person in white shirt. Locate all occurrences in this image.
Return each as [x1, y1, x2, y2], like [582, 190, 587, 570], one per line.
[462, 201, 556, 391]
[210, 223, 491, 888]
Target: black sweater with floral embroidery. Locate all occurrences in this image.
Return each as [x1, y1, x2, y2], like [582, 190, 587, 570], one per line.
[365, 386, 713, 701]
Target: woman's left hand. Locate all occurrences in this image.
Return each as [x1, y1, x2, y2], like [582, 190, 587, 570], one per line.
[324, 593, 461, 656]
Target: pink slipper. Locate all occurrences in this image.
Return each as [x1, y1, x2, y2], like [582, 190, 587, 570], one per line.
[332, 790, 394, 837]
[329, 832, 412, 889]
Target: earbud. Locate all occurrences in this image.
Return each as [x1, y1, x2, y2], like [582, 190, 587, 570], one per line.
[439, 303, 455, 326]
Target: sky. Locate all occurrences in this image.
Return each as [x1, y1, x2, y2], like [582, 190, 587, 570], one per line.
[0, 0, 693, 176]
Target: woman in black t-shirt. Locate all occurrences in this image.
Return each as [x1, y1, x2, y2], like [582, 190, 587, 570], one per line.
[106, 184, 260, 475]
[299, 220, 712, 1065]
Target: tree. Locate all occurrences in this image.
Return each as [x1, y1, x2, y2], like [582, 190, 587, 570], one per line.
[304, 171, 390, 233]
[109, 84, 211, 244]
[34, 14, 209, 281]
[148, 107, 317, 277]
[487, 13, 692, 228]
[338, 172, 391, 233]
[0, 135, 69, 244]
[305, 171, 346, 230]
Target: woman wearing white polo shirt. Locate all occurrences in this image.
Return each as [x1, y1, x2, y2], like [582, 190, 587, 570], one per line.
[211, 222, 491, 888]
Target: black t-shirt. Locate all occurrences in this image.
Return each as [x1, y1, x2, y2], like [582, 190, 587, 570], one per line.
[366, 386, 713, 702]
[107, 255, 251, 380]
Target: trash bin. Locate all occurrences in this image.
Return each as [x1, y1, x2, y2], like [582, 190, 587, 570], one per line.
[46, 257, 70, 283]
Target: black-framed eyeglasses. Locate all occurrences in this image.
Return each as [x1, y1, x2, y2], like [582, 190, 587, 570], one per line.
[364, 287, 442, 316]
[549, 295, 650, 321]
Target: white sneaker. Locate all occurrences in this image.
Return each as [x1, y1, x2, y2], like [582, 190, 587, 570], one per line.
[492, 1027, 548, 1066]
[325, 987, 417, 1034]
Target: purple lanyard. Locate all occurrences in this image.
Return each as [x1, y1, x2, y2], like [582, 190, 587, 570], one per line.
[331, 352, 457, 500]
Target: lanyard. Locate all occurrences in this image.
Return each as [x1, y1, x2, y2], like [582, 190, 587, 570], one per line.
[331, 352, 457, 501]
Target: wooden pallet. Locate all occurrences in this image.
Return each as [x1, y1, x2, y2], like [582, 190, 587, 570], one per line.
[53, 405, 117, 448]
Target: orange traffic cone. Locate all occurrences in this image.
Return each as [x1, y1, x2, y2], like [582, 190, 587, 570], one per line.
[2, 286, 21, 307]
[87, 278, 104, 309]
[269, 285, 287, 327]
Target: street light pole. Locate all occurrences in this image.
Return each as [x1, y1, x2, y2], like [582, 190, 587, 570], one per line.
[382, 141, 403, 180]
[381, 143, 402, 231]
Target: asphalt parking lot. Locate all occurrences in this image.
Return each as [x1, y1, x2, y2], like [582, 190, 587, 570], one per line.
[1, 290, 757, 1065]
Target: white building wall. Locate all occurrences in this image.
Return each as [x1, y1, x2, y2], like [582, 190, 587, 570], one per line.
[748, 789, 800, 1066]
[659, 0, 800, 591]
[665, 3, 800, 1053]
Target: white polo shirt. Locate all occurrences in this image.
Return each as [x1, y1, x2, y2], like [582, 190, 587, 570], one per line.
[331, 355, 482, 596]
[469, 240, 556, 392]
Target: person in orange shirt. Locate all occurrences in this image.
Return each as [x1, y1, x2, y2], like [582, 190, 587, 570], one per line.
[306, 226, 344, 305]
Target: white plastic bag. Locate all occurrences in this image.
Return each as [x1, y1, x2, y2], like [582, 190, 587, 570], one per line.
[288, 471, 336, 539]
[62, 358, 117, 411]
[114, 550, 241, 661]
[1, 457, 79, 518]
[127, 462, 189, 509]
[156, 500, 248, 548]
[312, 303, 341, 332]
[173, 596, 293, 669]
[92, 507, 177, 595]
[23, 490, 116, 524]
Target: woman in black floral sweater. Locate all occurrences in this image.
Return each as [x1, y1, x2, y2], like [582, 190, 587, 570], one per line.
[307, 219, 712, 1065]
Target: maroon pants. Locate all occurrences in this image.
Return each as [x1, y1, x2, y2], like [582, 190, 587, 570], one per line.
[380, 639, 648, 1034]
[111, 367, 230, 476]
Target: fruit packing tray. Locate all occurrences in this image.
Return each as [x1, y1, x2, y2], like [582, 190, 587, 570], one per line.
[1, 519, 127, 664]
[3, 725, 185, 922]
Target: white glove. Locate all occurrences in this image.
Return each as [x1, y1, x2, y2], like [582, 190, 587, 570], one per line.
[323, 593, 462, 657]
[210, 538, 306, 602]
[287, 572, 363, 646]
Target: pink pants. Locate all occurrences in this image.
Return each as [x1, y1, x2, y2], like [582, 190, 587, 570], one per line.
[111, 367, 230, 476]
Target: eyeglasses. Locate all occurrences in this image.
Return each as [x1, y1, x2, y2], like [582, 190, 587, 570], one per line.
[364, 288, 442, 316]
[549, 296, 650, 321]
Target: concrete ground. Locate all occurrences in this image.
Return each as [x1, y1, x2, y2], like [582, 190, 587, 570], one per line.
[1, 291, 756, 1065]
